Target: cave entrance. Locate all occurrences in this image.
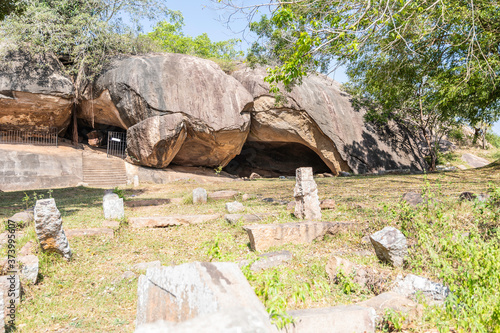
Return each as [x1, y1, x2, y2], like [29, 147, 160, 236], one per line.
[223, 141, 331, 178]
[66, 118, 126, 150]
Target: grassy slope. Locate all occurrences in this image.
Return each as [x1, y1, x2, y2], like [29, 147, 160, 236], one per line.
[1, 166, 499, 332]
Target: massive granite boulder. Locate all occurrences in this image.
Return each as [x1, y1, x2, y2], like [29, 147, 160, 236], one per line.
[232, 67, 425, 175]
[81, 53, 254, 168]
[0, 47, 74, 133]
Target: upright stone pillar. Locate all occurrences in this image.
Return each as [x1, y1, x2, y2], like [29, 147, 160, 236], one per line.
[294, 167, 321, 220]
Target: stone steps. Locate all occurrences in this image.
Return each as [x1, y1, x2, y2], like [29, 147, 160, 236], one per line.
[82, 153, 127, 188]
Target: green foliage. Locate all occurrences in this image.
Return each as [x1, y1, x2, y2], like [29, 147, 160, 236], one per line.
[214, 165, 223, 176]
[22, 191, 45, 210]
[486, 132, 500, 149]
[112, 187, 124, 199]
[380, 309, 406, 332]
[147, 12, 243, 64]
[0, 0, 16, 20]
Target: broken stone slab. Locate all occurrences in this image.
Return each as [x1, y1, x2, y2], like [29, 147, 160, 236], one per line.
[125, 199, 171, 207]
[192, 188, 208, 204]
[391, 274, 450, 301]
[135, 261, 273, 331]
[239, 251, 293, 272]
[208, 190, 239, 200]
[129, 214, 219, 228]
[225, 201, 244, 213]
[320, 199, 335, 210]
[34, 198, 72, 260]
[293, 167, 321, 220]
[65, 228, 114, 239]
[19, 255, 38, 284]
[282, 305, 376, 333]
[370, 226, 407, 267]
[243, 221, 353, 252]
[103, 193, 124, 219]
[224, 213, 273, 225]
[357, 292, 417, 317]
[401, 192, 423, 207]
[132, 261, 161, 272]
[8, 210, 34, 227]
[135, 307, 275, 333]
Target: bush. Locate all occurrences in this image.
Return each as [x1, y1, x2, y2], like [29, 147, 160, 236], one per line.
[486, 132, 500, 149]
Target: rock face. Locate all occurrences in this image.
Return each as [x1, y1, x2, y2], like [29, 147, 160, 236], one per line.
[232, 66, 425, 175]
[0, 48, 74, 132]
[293, 167, 321, 220]
[34, 198, 72, 260]
[82, 53, 254, 168]
[135, 262, 273, 331]
[370, 227, 407, 267]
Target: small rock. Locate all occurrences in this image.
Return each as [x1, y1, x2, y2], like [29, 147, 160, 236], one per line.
[241, 194, 252, 201]
[402, 192, 423, 207]
[226, 201, 244, 214]
[339, 171, 351, 177]
[323, 173, 334, 178]
[294, 167, 321, 220]
[132, 261, 161, 272]
[102, 193, 124, 220]
[262, 198, 274, 203]
[34, 198, 72, 260]
[192, 188, 208, 204]
[279, 176, 286, 180]
[8, 210, 34, 227]
[239, 251, 293, 272]
[369, 226, 407, 267]
[19, 255, 38, 284]
[249, 172, 262, 180]
[208, 190, 238, 200]
[391, 274, 450, 301]
[459, 191, 476, 201]
[315, 173, 325, 178]
[320, 199, 335, 210]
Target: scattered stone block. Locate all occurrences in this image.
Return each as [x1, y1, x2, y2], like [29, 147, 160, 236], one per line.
[370, 226, 407, 267]
[133, 261, 161, 272]
[192, 188, 208, 204]
[283, 305, 376, 333]
[339, 171, 351, 177]
[225, 201, 244, 213]
[103, 193, 124, 219]
[402, 192, 423, 207]
[357, 292, 417, 317]
[125, 199, 171, 207]
[239, 250, 293, 272]
[129, 214, 219, 228]
[391, 274, 450, 301]
[34, 198, 72, 260]
[8, 210, 34, 227]
[225, 213, 272, 225]
[19, 241, 34, 256]
[102, 220, 120, 228]
[243, 221, 353, 251]
[208, 190, 238, 200]
[135, 262, 273, 331]
[65, 228, 114, 239]
[19, 255, 38, 284]
[241, 194, 252, 201]
[320, 199, 336, 210]
[293, 167, 321, 220]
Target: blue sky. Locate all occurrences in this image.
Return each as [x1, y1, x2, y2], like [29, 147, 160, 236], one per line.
[143, 0, 500, 135]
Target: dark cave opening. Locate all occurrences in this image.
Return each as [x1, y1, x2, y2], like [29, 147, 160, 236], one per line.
[65, 118, 126, 147]
[223, 141, 331, 177]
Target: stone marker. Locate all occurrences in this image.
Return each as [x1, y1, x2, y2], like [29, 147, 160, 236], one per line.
[103, 193, 124, 219]
[192, 188, 208, 204]
[19, 255, 39, 284]
[239, 251, 293, 272]
[283, 305, 376, 333]
[391, 274, 450, 301]
[129, 214, 219, 228]
[133, 175, 140, 187]
[320, 199, 336, 210]
[132, 260, 161, 271]
[225, 201, 244, 213]
[208, 190, 238, 201]
[370, 226, 407, 267]
[225, 213, 273, 225]
[65, 228, 114, 239]
[243, 221, 353, 251]
[293, 167, 321, 220]
[135, 307, 274, 333]
[135, 262, 274, 331]
[357, 292, 417, 317]
[34, 198, 72, 260]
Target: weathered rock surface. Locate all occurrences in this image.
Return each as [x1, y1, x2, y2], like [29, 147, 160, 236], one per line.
[103, 193, 124, 220]
[243, 221, 353, 251]
[232, 66, 425, 175]
[402, 192, 424, 207]
[357, 292, 417, 316]
[462, 153, 490, 168]
[283, 305, 376, 333]
[294, 167, 321, 220]
[19, 255, 38, 284]
[225, 213, 273, 225]
[370, 227, 407, 267]
[320, 199, 336, 210]
[19, 241, 34, 256]
[239, 251, 293, 272]
[225, 201, 244, 214]
[326, 256, 367, 285]
[8, 210, 33, 227]
[208, 190, 239, 200]
[391, 274, 450, 301]
[0, 48, 74, 132]
[34, 198, 71, 260]
[129, 214, 219, 228]
[135, 262, 273, 331]
[192, 188, 208, 204]
[65, 228, 114, 238]
[82, 53, 253, 168]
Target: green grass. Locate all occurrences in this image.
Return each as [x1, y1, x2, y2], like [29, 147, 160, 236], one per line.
[1, 166, 500, 332]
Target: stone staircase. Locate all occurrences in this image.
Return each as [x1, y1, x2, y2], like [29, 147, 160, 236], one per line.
[82, 152, 127, 188]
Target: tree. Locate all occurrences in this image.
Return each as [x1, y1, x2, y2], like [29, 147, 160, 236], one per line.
[0, 0, 16, 20]
[147, 12, 243, 62]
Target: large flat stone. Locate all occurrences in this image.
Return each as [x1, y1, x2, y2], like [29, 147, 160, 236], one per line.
[65, 228, 114, 238]
[239, 251, 293, 272]
[136, 262, 273, 331]
[357, 292, 417, 317]
[208, 190, 238, 200]
[243, 221, 353, 251]
[129, 214, 219, 228]
[225, 213, 273, 225]
[283, 305, 376, 333]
